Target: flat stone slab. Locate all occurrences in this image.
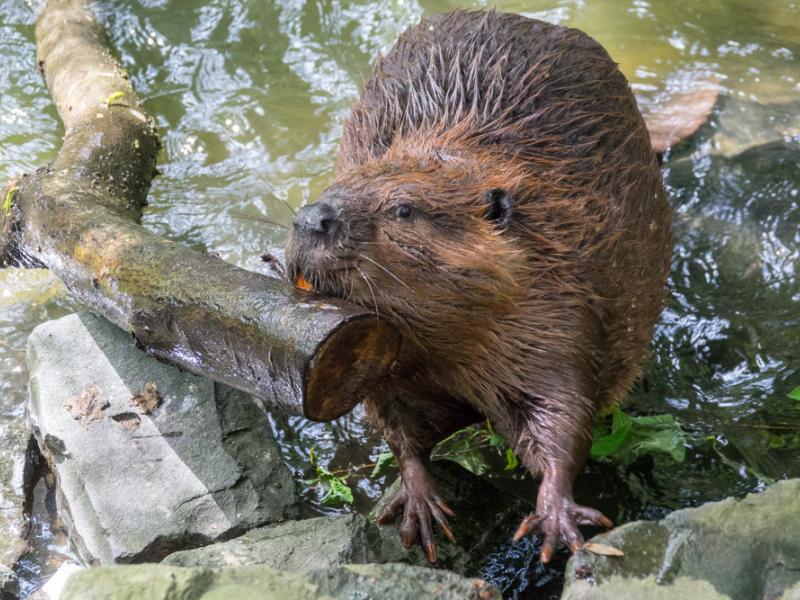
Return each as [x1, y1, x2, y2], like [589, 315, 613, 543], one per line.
[163, 513, 391, 570]
[27, 312, 298, 564]
[164, 463, 547, 593]
[165, 463, 528, 576]
[60, 563, 499, 600]
[564, 478, 800, 600]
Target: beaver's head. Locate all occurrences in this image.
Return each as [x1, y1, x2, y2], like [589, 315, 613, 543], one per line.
[286, 146, 540, 359]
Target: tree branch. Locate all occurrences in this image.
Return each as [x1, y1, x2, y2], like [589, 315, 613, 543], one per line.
[0, 0, 399, 422]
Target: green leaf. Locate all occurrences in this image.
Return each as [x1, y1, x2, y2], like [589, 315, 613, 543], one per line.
[489, 433, 507, 448]
[3, 187, 17, 217]
[104, 91, 126, 106]
[371, 451, 396, 478]
[442, 448, 490, 476]
[590, 408, 632, 457]
[591, 408, 686, 463]
[789, 386, 800, 401]
[504, 447, 518, 471]
[312, 465, 353, 508]
[320, 474, 353, 507]
[626, 414, 686, 463]
[768, 435, 786, 449]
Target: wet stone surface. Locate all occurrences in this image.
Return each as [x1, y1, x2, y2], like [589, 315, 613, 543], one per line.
[563, 478, 800, 600]
[163, 461, 561, 597]
[0, 417, 30, 599]
[162, 513, 386, 570]
[0, 565, 18, 600]
[60, 562, 500, 600]
[563, 575, 729, 600]
[26, 312, 299, 565]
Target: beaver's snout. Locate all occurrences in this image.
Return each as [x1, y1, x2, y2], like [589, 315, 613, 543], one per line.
[286, 199, 355, 294]
[292, 202, 342, 243]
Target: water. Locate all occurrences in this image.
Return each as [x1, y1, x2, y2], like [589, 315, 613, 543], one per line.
[0, 0, 798, 597]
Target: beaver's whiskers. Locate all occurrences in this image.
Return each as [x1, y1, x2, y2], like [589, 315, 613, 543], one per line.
[359, 253, 411, 290]
[355, 265, 380, 318]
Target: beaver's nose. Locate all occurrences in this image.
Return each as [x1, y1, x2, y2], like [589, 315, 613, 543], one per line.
[293, 203, 341, 239]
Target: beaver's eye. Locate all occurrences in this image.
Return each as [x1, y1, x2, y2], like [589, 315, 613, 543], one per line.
[484, 189, 513, 228]
[395, 203, 413, 219]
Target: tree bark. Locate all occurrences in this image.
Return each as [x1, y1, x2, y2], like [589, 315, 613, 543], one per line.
[0, 0, 399, 422]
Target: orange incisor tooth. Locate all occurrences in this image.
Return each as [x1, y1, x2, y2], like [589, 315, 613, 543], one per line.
[295, 273, 313, 291]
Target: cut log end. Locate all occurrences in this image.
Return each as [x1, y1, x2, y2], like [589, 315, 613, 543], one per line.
[305, 317, 401, 421]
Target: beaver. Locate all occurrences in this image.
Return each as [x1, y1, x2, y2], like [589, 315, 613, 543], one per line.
[285, 10, 672, 563]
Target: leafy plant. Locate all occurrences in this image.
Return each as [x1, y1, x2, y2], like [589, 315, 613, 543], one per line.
[430, 425, 497, 476]
[371, 451, 397, 478]
[307, 407, 688, 507]
[789, 386, 800, 401]
[591, 407, 686, 463]
[306, 448, 354, 508]
[425, 408, 686, 476]
[369, 424, 515, 480]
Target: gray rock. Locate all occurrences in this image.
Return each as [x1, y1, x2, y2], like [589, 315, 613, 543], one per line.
[60, 562, 499, 600]
[564, 478, 800, 600]
[163, 513, 388, 570]
[786, 581, 800, 600]
[0, 417, 30, 600]
[29, 563, 84, 600]
[165, 462, 537, 584]
[27, 312, 298, 565]
[0, 343, 32, 598]
[0, 565, 18, 600]
[564, 575, 729, 600]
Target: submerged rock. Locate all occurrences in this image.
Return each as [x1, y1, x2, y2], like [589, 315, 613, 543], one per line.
[563, 478, 800, 600]
[60, 562, 499, 600]
[27, 312, 298, 565]
[709, 97, 800, 158]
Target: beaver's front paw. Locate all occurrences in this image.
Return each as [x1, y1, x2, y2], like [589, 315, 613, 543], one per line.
[512, 478, 612, 563]
[377, 463, 456, 563]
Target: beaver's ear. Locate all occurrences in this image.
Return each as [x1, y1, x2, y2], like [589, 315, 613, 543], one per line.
[483, 189, 514, 229]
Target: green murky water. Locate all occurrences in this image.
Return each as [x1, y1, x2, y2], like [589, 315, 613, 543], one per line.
[1, 0, 799, 597]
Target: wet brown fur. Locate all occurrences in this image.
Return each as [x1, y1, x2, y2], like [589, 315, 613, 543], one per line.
[286, 9, 671, 552]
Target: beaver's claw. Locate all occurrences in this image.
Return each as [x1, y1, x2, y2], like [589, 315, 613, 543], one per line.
[512, 493, 612, 562]
[377, 474, 456, 563]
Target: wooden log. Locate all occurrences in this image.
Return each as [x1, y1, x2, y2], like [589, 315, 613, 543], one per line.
[0, 0, 399, 421]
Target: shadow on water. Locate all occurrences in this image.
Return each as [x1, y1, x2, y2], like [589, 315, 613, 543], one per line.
[0, 0, 798, 597]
